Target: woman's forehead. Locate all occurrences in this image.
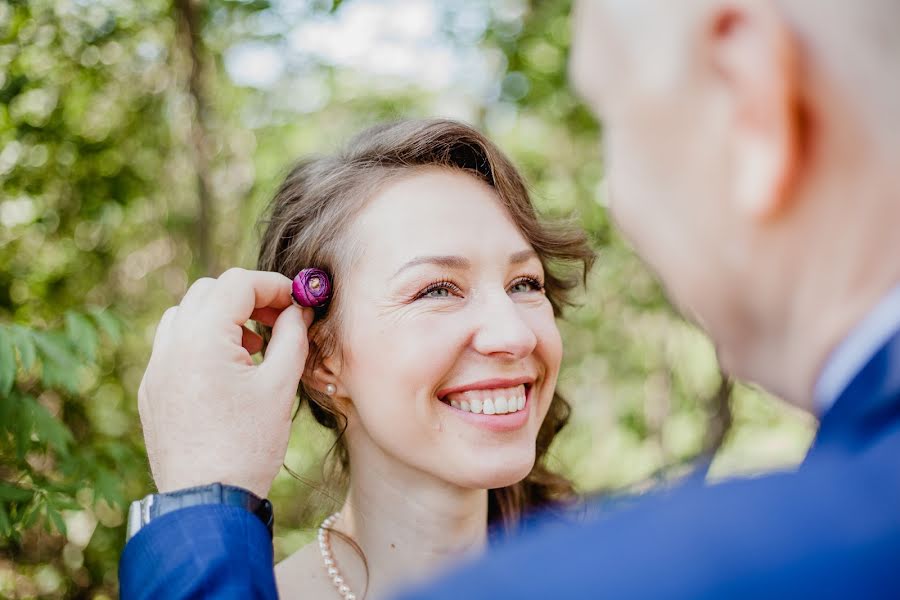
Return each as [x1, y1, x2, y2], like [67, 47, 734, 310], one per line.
[350, 169, 532, 271]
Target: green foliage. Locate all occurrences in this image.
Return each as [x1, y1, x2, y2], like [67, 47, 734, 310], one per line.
[0, 310, 143, 597]
[0, 311, 133, 540]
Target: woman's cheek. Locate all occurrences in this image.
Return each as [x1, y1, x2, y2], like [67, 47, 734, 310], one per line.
[532, 311, 563, 417]
[526, 302, 563, 363]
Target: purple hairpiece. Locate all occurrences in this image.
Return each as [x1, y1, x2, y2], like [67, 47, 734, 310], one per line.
[291, 268, 332, 308]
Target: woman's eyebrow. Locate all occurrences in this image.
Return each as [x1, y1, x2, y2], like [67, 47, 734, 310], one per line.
[510, 248, 539, 265]
[392, 249, 538, 279]
[392, 255, 470, 278]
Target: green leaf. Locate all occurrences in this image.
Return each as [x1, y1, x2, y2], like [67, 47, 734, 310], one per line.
[65, 311, 98, 362]
[0, 505, 11, 537]
[45, 503, 67, 535]
[94, 470, 125, 507]
[88, 307, 122, 345]
[0, 481, 34, 503]
[25, 395, 74, 455]
[22, 396, 74, 456]
[0, 386, 14, 432]
[33, 331, 81, 393]
[9, 391, 33, 460]
[33, 331, 76, 368]
[22, 500, 42, 529]
[50, 494, 81, 511]
[11, 325, 37, 372]
[0, 326, 15, 396]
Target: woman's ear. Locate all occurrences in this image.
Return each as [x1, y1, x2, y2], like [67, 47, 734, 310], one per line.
[707, 1, 803, 221]
[309, 354, 347, 399]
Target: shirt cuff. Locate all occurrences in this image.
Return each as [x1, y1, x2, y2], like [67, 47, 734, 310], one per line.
[119, 504, 276, 599]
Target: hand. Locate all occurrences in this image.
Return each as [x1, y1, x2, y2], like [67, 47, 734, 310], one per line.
[138, 268, 313, 498]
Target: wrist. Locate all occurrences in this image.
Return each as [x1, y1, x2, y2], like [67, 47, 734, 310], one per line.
[155, 470, 273, 499]
[126, 482, 274, 542]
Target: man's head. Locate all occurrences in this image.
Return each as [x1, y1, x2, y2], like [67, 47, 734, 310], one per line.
[571, 0, 900, 407]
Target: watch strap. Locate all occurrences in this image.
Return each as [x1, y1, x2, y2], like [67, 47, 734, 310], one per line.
[126, 483, 273, 542]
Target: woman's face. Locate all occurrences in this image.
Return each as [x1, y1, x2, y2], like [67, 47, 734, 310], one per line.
[330, 168, 563, 490]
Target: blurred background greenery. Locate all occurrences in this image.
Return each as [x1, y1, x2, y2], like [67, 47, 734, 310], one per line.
[0, 0, 816, 597]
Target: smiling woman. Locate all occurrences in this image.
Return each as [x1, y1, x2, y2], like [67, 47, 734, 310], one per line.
[256, 119, 594, 599]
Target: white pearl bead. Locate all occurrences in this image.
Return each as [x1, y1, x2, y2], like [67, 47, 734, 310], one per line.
[319, 512, 356, 599]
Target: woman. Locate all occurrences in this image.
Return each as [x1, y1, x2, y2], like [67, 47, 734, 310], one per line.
[257, 119, 594, 599]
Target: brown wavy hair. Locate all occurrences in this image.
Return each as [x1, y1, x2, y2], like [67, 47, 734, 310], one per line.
[257, 119, 594, 536]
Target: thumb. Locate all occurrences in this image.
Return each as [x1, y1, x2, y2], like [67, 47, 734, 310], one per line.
[259, 304, 309, 389]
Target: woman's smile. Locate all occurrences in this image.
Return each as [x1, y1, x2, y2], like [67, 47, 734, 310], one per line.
[436, 379, 535, 432]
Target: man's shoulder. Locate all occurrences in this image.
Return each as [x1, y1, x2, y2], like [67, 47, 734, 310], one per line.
[399, 433, 900, 600]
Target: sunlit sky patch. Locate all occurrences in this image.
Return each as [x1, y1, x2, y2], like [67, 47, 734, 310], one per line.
[224, 0, 503, 98]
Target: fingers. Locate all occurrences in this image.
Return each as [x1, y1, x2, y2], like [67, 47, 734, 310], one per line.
[242, 325, 264, 355]
[178, 277, 216, 311]
[258, 304, 309, 389]
[152, 306, 178, 352]
[249, 306, 283, 328]
[245, 306, 312, 354]
[212, 268, 294, 326]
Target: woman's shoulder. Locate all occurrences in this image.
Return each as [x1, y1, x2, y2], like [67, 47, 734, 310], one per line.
[275, 540, 332, 599]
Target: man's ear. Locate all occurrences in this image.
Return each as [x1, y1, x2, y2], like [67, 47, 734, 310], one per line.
[707, 1, 802, 221]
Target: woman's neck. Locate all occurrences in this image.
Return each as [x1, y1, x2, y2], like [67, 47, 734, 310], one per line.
[329, 435, 489, 599]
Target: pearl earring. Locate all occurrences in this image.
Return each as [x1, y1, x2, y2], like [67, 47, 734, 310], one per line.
[325, 384, 336, 396]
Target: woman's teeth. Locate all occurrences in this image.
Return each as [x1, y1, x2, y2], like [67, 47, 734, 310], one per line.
[445, 385, 527, 415]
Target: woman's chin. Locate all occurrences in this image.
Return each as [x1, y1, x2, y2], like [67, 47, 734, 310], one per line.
[454, 455, 537, 490]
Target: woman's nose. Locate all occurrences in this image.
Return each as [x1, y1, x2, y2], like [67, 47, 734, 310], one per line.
[471, 293, 538, 359]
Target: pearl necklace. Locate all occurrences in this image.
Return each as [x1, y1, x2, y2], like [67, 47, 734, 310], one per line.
[318, 512, 358, 600]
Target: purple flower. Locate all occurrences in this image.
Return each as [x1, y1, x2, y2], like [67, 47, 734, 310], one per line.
[291, 268, 332, 308]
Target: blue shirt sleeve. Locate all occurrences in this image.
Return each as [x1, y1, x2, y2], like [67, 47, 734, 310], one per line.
[119, 504, 277, 600]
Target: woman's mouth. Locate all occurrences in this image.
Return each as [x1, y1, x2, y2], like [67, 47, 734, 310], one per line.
[436, 380, 534, 433]
[435, 377, 535, 432]
[439, 383, 529, 415]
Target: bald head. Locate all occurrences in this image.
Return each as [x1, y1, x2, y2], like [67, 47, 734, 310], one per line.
[570, 0, 900, 406]
[778, 0, 900, 147]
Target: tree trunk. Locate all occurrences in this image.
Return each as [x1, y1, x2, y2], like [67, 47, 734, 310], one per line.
[174, 0, 215, 276]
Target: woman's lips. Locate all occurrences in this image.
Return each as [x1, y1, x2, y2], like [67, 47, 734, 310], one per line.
[437, 383, 533, 433]
[443, 384, 527, 415]
[436, 376, 535, 400]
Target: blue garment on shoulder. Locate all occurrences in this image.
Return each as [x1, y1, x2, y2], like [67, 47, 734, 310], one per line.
[119, 504, 275, 599]
[119, 327, 900, 599]
[396, 326, 900, 600]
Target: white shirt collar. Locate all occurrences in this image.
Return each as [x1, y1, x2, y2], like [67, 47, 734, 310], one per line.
[814, 283, 900, 415]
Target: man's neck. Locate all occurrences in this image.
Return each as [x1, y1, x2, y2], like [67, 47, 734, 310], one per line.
[743, 155, 900, 410]
[331, 433, 489, 599]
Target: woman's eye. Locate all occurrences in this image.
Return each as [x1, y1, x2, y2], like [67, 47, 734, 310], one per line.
[424, 287, 452, 298]
[416, 281, 461, 300]
[509, 278, 544, 294]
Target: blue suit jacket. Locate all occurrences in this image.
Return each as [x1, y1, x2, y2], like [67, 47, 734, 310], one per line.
[120, 328, 900, 599]
[119, 504, 276, 599]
